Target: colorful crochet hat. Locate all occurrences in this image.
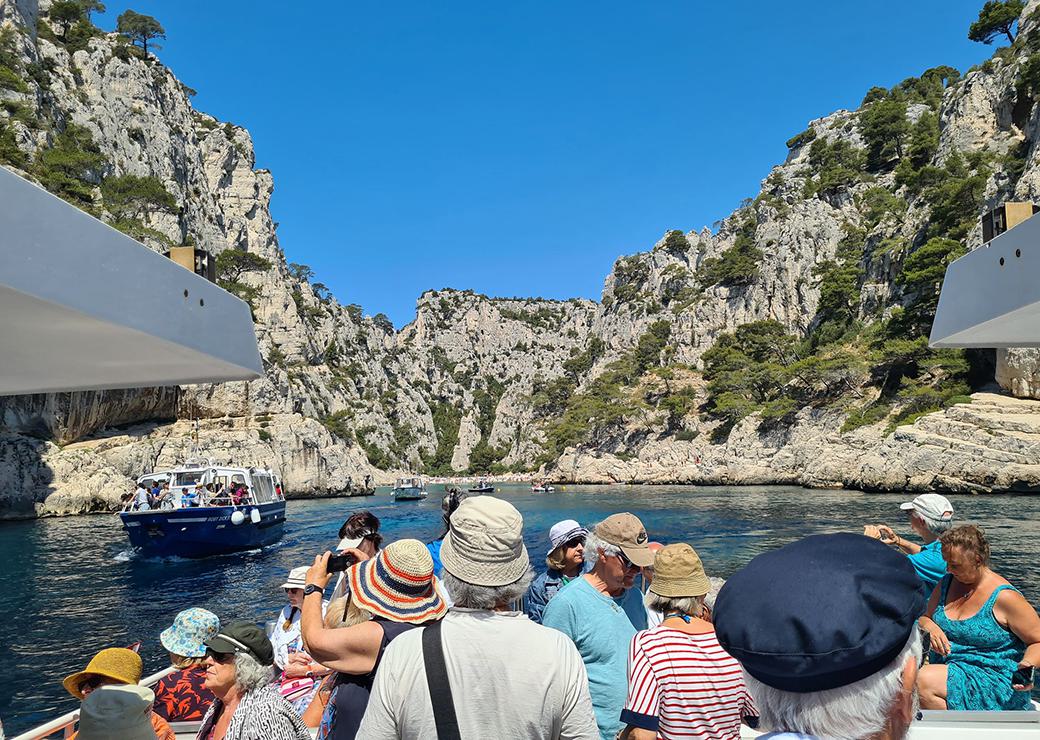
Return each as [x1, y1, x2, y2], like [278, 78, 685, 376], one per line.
[348, 538, 446, 624]
[160, 607, 220, 659]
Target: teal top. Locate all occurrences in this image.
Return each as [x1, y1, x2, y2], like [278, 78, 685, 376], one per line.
[931, 575, 1031, 711]
[907, 540, 947, 593]
[542, 577, 639, 739]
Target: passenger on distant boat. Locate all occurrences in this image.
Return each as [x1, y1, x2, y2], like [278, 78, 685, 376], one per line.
[356, 496, 599, 739]
[542, 513, 654, 739]
[301, 539, 446, 740]
[620, 543, 757, 740]
[62, 647, 175, 740]
[524, 518, 590, 624]
[917, 525, 1040, 711]
[153, 608, 220, 722]
[271, 567, 330, 713]
[714, 534, 926, 740]
[131, 481, 151, 511]
[74, 684, 161, 740]
[865, 493, 955, 592]
[197, 621, 311, 740]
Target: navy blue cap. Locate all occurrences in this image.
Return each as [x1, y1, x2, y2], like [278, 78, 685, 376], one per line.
[714, 533, 927, 693]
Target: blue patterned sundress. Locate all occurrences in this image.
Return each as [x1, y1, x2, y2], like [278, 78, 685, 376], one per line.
[931, 575, 1032, 711]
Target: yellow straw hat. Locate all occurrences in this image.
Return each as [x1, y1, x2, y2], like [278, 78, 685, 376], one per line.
[62, 647, 143, 699]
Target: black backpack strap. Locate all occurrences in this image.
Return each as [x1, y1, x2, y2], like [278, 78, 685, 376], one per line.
[422, 619, 462, 740]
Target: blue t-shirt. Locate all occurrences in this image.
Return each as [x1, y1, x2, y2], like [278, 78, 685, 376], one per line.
[427, 539, 444, 577]
[542, 577, 639, 740]
[907, 540, 947, 593]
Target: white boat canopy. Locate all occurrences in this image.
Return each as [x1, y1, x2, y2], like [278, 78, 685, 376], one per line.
[930, 211, 1040, 348]
[0, 166, 263, 395]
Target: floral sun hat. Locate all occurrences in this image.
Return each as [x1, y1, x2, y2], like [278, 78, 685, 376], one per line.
[159, 608, 220, 658]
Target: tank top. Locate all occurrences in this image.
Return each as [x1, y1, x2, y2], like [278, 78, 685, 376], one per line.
[317, 619, 416, 740]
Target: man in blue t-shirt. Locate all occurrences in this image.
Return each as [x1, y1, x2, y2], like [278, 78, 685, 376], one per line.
[542, 512, 652, 740]
[865, 493, 954, 594]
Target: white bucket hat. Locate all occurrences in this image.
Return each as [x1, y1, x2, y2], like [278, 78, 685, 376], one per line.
[280, 566, 309, 590]
[440, 496, 530, 587]
[75, 684, 157, 740]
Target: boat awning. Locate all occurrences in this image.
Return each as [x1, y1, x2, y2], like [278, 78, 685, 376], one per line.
[0, 166, 263, 395]
[930, 212, 1040, 348]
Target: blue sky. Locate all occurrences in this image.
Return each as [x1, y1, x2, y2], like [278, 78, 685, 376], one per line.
[96, 1, 996, 327]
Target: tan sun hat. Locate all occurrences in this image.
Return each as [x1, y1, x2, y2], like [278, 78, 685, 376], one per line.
[649, 543, 711, 598]
[440, 496, 530, 587]
[595, 512, 654, 567]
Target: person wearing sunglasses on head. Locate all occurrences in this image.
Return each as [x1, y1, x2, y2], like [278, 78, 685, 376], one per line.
[543, 513, 654, 740]
[524, 519, 591, 624]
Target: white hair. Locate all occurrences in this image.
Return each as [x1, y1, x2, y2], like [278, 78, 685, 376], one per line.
[443, 568, 534, 610]
[584, 530, 620, 567]
[915, 511, 953, 537]
[744, 626, 921, 740]
[703, 576, 726, 611]
[645, 591, 705, 617]
[234, 653, 275, 693]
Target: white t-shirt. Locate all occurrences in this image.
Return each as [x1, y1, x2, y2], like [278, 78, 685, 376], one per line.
[270, 602, 327, 670]
[357, 607, 599, 740]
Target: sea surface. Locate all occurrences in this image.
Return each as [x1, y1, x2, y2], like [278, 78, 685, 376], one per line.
[2, 484, 1039, 734]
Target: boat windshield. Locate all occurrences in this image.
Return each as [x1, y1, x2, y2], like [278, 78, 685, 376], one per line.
[173, 470, 205, 487]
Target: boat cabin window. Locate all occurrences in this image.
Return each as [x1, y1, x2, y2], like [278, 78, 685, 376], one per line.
[174, 471, 204, 487]
[253, 474, 275, 503]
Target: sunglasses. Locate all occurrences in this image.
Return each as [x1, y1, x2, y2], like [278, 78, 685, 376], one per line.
[79, 676, 107, 694]
[205, 648, 236, 664]
[564, 536, 585, 549]
[615, 551, 640, 572]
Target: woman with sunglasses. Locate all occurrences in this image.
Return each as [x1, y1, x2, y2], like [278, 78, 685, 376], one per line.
[524, 519, 590, 623]
[62, 647, 175, 740]
[270, 566, 330, 713]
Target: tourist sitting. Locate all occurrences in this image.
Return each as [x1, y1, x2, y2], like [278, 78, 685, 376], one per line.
[356, 496, 598, 739]
[63, 647, 175, 740]
[196, 621, 311, 739]
[426, 487, 467, 577]
[524, 519, 589, 624]
[865, 493, 954, 592]
[541, 512, 653, 739]
[917, 524, 1040, 711]
[714, 534, 926, 740]
[152, 608, 220, 722]
[75, 684, 161, 740]
[271, 566, 330, 713]
[300, 539, 447, 739]
[620, 544, 756, 740]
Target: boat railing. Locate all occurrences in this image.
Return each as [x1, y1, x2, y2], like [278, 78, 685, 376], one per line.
[9, 666, 178, 740]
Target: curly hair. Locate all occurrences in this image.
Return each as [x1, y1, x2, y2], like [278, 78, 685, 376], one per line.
[940, 524, 990, 566]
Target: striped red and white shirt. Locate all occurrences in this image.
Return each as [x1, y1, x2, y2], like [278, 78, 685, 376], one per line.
[622, 624, 756, 739]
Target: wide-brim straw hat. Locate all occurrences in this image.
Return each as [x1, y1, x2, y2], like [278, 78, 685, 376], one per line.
[348, 538, 447, 623]
[63, 648, 143, 699]
[440, 496, 530, 587]
[75, 684, 157, 740]
[159, 608, 220, 658]
[649, 543, 711, 598]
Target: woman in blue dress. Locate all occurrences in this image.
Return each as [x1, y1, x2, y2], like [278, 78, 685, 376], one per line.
[917, 525, 1040, 710]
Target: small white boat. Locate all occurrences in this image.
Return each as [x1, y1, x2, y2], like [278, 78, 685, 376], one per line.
[531, 480, 556, 493]
[391, 477, 428, 501]
[469, 477, 494, 493]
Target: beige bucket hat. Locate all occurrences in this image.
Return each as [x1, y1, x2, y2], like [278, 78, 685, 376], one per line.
[649, 543, 711, 598]
[440, 496, 530, 587]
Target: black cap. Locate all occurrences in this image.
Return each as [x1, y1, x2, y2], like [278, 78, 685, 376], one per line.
[714, 533, 927, 693]
[205, 620, 274, 666]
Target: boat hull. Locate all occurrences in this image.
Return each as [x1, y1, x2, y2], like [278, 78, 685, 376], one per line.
[468, 486, 494, 493]
[119, 501, 287, 558]
[392, 489, 427, 501]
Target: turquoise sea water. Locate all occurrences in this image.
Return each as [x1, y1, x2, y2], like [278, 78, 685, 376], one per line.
[2, 484, 1039, 734]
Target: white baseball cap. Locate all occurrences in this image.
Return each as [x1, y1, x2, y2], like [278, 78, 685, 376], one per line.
[900, 494, 954, 522]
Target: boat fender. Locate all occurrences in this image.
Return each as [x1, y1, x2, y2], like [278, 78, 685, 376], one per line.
[250, 508, 261, 524]
[231, 510, 246, 525]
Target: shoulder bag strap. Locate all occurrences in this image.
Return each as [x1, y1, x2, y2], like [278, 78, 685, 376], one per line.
[421, 619, 462, 740]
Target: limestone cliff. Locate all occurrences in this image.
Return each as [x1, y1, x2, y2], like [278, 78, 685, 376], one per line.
[3, 0, 1040, 517]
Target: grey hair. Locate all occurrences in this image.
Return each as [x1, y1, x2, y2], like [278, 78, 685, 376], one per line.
[744, 626, 922, 739]
[584, 530, 620, 567]
[645, 591, 705, 618]
[915, 511, 953, 537]
[234, 653, 275, 693]
[443, 568, 534, 610]
[704, 576, 726, 611]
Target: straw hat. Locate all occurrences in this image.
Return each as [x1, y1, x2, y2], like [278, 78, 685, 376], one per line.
[649, 543, 711, 598]
[440, 496, 530, 587]
[63, 648, 143, 699]
[348, 539, 447, 623]
[75, 684, 157, 740]
[159, 607, 220, 659]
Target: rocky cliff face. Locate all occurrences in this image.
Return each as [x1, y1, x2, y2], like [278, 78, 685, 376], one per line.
[3, 0, 1040, 517]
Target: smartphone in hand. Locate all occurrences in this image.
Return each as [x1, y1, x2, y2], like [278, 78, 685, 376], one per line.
[1011, 665, 1035, 686]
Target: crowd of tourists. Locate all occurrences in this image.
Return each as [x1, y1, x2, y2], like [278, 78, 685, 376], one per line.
[61, 491, 1040, 740]
[124, 479, 284, 511]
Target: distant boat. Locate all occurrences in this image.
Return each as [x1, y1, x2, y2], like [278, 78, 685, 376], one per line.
[468, 477, 494, 493]
[119, 458, 286, 559]
[532, 480, 556, 493]
[392, 477, 428, 501]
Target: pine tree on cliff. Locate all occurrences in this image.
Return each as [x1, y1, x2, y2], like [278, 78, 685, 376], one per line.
[49, 1, 84, 41]
[77, 0, 106, 23]
[117, 10, 165, 57]
[968, 0, 1025, 44]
